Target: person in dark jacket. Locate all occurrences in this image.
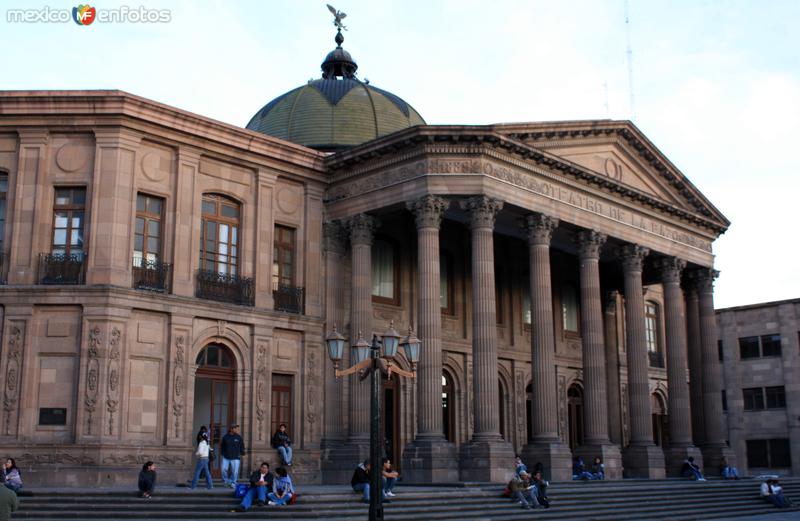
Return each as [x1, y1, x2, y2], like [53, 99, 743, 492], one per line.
[532, 470, 550, 508]
[137, 461, 157, 498]
[233, 462, 274, 512]
[681, 456, 706, 481]
[271, 423, 293, 466]
[351, 460, 372, 503]
[220, 424, 245, 488]
[0, 481, 19, 521]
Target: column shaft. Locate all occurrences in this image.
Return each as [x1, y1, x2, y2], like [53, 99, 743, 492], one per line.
[685, 286, 705, 445]
[697, 269, 726, 445]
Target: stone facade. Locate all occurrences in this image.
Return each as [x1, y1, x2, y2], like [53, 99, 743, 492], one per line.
[0, 91, 733, 485]
[717, 298, 800, 476]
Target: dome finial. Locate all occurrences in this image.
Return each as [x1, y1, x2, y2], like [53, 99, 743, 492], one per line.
[321, 5, 357, 79]
[335, 29, 344, 47]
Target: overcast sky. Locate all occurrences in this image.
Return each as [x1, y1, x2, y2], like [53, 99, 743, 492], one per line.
[2, 0, 798, 309]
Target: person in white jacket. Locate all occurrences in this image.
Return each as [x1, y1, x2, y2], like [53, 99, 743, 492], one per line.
[190, 432, 213, 489]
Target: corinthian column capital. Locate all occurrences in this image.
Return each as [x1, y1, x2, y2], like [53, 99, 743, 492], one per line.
[345, 214, 380, 246]
[323, 220, 347, 254]
[406, 195, 450, 230]
[616, 243, 649, 272]
[655, 256, 687, 284]
[522, 213, 559, 246]
[459, 196, 503, 230]
[688, 267, 719, 294]
[576, 230, 607, 259]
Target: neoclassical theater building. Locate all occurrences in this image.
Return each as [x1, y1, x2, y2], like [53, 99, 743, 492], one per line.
[0, 31, 734, 485]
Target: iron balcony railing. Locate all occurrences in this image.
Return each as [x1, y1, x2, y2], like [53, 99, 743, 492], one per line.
[648, 350, 665, 368]
[39, 253, 85, 285]
[132, 258, 172, 293]
[196, 269, 254, 306]
[273, 283, 305, 314]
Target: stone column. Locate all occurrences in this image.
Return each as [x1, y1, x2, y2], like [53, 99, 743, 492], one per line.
[519, 213, 572, 481]
[402, 195, 458, 482]
[656, 257, 703, 475]
[458, 196, 514, 482]
[574, 231, 622, 479]
[685, 281, 705, 446]
[344, 214, 379, 458]
[618, 244, 665, 478]
[694, 268, 734, 474]
[604, 291, 623, 447]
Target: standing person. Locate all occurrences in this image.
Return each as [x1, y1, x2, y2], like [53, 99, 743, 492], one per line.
[267, 467, 294, 506]
[2, 459, 22, 493]
[195, 426, 209, 482]
[221, 424, 245, 488]
[532, 470, 550, 508]
[681, 456, 706, 481]
[271, 424, 293, 467]
[137, 461, 157, 498]
[351, 460, 372, 503]
[190, 432, 213, 490]
[590, 457, 605, 480]
[0, 481, 19, 521]
[381, 458, 399, 497]
[510, 471, 538, 509]
[233, 462, 274, 512]
[720, 456, 739, 480]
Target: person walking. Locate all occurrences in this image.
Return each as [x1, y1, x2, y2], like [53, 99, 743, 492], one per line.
[0, 482, 19, 521]
[2, 459, 22, 493]
[221, 424, 245, 488]
[137, 461, 157, 498]
[271, 424, 293, 467]
[190, 432, 213, 489]
[267, 467, 294, 506]
[233, 462, 274, 512]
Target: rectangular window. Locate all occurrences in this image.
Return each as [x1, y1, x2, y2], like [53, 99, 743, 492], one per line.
[38, 407, 67, 426]
[522, 284, 531, 327]
[440, 252, 454, 314]
[743, 387, 765, 411]
[495, 270, 504, 324]
[272, 225, 296, 289]
[52, 187, 86, 258]
[769, 439, 791, 468]
[765, 386, 786, 409]
[134, 193, 163, 266]
[739, 336, 760, 359]
[644, 302, 659, 352]
[721, 390, 727, 412]
[271, 374, 293, 436]
[199, 194, 240, 276]
[761, 334, 782, 357]
[562, 283, 579, 332]
[718, 340, 724, 361]
[371, 238, 397, 302]
[746, 439, 769, 468]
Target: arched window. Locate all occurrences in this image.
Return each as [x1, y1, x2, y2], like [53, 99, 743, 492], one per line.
[567, 384, 584, 451]
[195, 343, 234, 369]
[442, 372, 455, 443]
[200, 194, 240, 276]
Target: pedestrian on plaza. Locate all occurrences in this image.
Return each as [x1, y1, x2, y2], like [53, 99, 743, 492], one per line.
[221, 423, 245, 488]
[233, 462, 274, 512]
[195, 425, 208, 445]
[190, 432, 213, 489]
[2, 459, 22, 493]
[720, 456, 740, 480]
[271, 423, 293, 467]
[137, 461, 157, 498]
[267, 467, 294, 506]
[0, 481, 19, 521]
[381, 458, 399, 497]
[590, 457, 605, 480]
[681, 456, 706, 481]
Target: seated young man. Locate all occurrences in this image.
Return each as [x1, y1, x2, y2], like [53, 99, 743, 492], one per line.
[681, 457, 706, 481]
[510, 471, 539, 509]
[234, 462, 274, 512]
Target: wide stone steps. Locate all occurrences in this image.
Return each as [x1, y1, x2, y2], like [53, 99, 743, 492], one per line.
[15, 478, 800, 521]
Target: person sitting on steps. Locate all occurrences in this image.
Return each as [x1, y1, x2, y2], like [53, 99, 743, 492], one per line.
[514, 455, 528, 477]
[572, 456, 593, 481]
[267, 467, 294, 506]
[137, 461, 156, 498]
[590, 457, 605, 480]
[2, 459, 22, 493]
[681, 456, 706, 481]
[720, 456, 739, 480]
[532, 470, 550, 508]
[234, 461, 274, 512]
[381, 458, 399, 497]
[271, 423, 293, 467]
[510, 471, 539, 509]
[761, 478, 793, 508]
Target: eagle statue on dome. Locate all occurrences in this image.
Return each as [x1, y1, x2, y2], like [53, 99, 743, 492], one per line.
[326, 4, 347, 31]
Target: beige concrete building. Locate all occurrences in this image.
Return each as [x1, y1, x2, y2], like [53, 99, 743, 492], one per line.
[718, 298, 800, 476]
[0, 32, 734, 485]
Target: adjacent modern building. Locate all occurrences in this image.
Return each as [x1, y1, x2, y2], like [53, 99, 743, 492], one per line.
[718, 298, 800, 476]
[0, 29, 738, 485]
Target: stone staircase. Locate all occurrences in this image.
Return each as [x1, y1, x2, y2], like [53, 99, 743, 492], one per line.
[14, 477, 800, 520]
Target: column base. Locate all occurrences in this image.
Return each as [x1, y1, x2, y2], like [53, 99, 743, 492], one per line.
[622, 443, 665, 478]
[458, 435, 515, 482]
[665, 445, 704, 477]
[520, 440, 573, 482]
[575, 442, 623, 480]
[701, 443, 736, 476]
[320, 437, 371, 484]
[401, 437, 459, 483]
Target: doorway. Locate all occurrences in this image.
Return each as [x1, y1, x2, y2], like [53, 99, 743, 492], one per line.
[567, 384, 585, 451]
[652, 393, 668, 448]
[193, 344, 236, 478]
[382, 374, 399, 470]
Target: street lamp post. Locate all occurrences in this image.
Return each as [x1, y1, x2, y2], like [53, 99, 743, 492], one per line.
[326, 322, 419, 521]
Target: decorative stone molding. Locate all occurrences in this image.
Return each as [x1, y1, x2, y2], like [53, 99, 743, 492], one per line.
[3, 324, 23, 436]
[406, 195, 450, 230]
[102, 454, 185, 465]
[18, 452, 95, 466]
[521, 213, 559, 246]
[322, 220, 347, 255]
[616, 243, 650, 272]
[85, 326, 102, 436]
[254, 342, 268, 442]
[306, 349, 319, 429]
[105, 327, 121, 436]
[459, 196, 503, 229]
[655, 256, 687, 284]
[345, 213, 380, 246]
[576, 230, 607, 259]
[172, 335, 186, 438]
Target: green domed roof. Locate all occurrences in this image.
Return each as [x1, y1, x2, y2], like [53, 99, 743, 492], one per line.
[246, 30, 425, 151]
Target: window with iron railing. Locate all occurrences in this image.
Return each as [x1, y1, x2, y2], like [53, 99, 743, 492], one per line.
[272, 225, 303, 313]
[133, 193, 170, 292]
[41, 187, 86, 284]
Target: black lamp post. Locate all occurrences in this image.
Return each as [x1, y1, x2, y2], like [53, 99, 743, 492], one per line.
[326, 322, 419, 521]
